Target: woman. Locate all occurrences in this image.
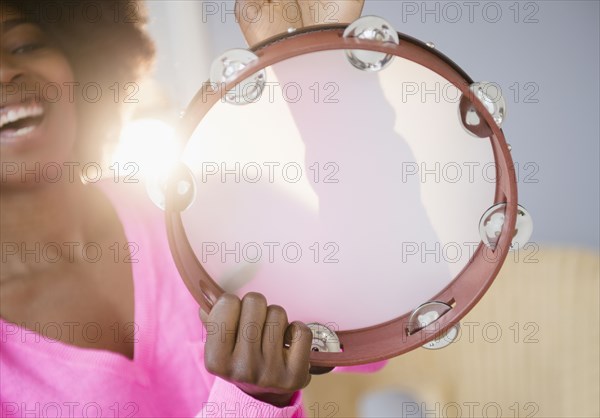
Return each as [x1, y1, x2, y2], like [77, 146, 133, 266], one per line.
[0, 0, 369, 416]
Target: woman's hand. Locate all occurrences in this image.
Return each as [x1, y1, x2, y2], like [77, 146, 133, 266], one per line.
[203, 292, 313, 407]
[236, 0, 365, 46]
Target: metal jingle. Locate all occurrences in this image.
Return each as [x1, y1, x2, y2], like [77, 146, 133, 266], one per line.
[422, 323, 460, 350]
[470, 81, 507, 127]
[458, 93, 493, 138]
[343, 16, 400, 72]
[479, 203, 534, 250]
[147, 163, 196, 212]
[459, 81, 507, 138]
[209, 49, 266, 105]
[406, 301, 453, 336]
[306, 323, 341, 353]
[406, 301, 459, 350]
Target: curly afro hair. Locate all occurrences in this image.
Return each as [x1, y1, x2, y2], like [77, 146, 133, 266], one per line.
[3, 0, 155, 163]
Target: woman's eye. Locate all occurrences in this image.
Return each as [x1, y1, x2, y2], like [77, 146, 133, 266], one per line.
[12, 43, 44, 54]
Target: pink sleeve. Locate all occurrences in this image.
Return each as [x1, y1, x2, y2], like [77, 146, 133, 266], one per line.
[196, 378, 305, 418]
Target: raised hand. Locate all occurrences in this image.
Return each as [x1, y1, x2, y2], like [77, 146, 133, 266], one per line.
[236, 0, 365, 46]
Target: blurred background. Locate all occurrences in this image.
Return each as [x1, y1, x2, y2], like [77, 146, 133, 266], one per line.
[116, 1, 599, 416]
[124, 0, 600, 249]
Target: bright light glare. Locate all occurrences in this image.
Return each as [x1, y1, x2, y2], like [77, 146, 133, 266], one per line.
[111, 118, 179, 180]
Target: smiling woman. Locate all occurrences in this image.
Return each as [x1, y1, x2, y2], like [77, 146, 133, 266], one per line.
[0, 0, 154, 169]
[0, 1, 374, 417]
[1, 17, 77, 176]
[0, 0, 155, 356]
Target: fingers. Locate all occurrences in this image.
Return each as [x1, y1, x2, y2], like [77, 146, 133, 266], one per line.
[233, 292, 268, 358]
[206, 294, 241, 353]
[262, 304, 288, 361]
[204, 294, 241, 375]
[282, 321, 313, 390]
[284, 321, 312, 372]
[203, 291, 314, 396]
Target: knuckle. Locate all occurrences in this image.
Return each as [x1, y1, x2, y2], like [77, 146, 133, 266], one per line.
[204, 361, 219, 376]
[204, 353, 226, 376]
[242, 292, 267, 306]
[267, 304, 287, 320]
[290, 321, 312, 342]
[217, 293, 241, 306]
[210, 294, 240, 319]
[231, 363, 258, 384]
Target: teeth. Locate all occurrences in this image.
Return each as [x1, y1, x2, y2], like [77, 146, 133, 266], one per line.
[0, 102, 45, 129]
[0, 126, 36, 144]
[14, 126, 35, 137]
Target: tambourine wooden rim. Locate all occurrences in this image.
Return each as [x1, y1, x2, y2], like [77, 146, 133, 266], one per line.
[165, 24, 518, 367]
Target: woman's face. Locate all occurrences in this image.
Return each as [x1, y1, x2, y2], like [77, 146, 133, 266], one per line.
[0, 6, 78, 187]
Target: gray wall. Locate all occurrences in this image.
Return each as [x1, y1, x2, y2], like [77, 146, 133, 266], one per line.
[146, 0, 600, 249]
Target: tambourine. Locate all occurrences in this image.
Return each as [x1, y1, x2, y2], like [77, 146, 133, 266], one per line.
[151, 16, 533, 368]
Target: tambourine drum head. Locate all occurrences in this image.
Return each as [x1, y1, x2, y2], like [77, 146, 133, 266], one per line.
[180, 49, 496, 330]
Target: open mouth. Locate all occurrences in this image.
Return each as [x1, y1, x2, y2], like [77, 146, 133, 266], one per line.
[0, 100, 46, 144]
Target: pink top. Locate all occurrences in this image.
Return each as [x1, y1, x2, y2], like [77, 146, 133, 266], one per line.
[0, 180, 384, 417]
